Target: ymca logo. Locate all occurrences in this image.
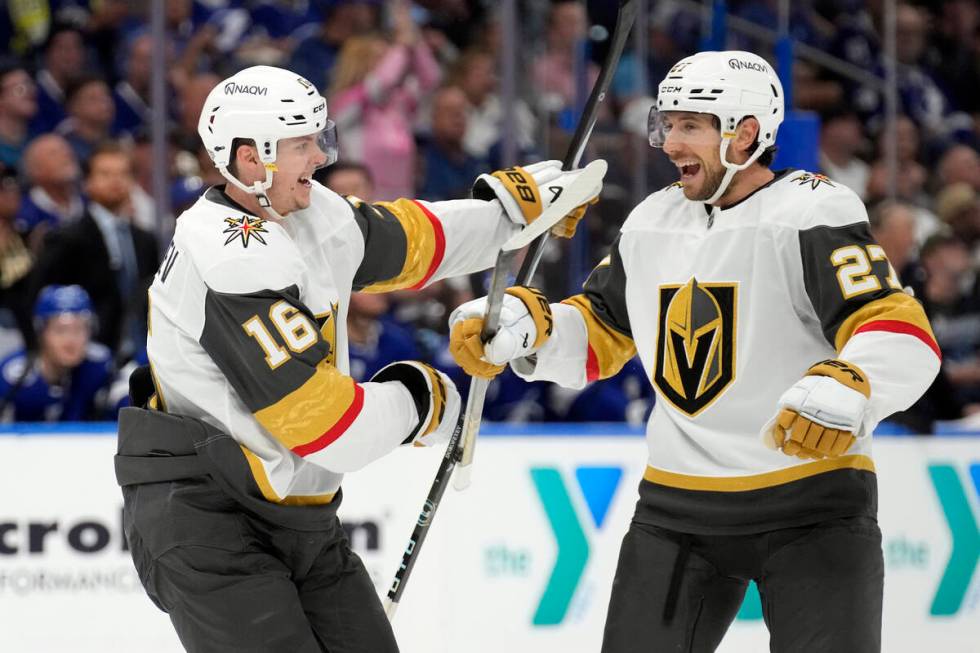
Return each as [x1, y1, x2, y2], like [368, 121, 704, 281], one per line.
[736, 461, 980, 621]
[928, 463, 979, 615]
[530, 465, 623, 626]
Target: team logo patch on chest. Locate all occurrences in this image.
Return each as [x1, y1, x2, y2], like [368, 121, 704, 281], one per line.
[654, 278, 737, 417]
[223, 215, 269, 248]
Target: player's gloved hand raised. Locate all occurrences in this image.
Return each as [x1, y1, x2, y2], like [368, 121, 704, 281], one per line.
[472, 160, 602, 238]
[370, 361, 460, 447]
[448, 286, 553, 379]
[762, 359, 871, 460]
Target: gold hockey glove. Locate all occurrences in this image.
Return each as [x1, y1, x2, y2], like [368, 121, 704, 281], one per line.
[448, 286, 554, 379]
[765, 359, 872, 460]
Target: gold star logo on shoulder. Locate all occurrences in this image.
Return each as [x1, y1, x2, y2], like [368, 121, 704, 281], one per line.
[223, 215, 269, 248]
[792, 172, 835, 190]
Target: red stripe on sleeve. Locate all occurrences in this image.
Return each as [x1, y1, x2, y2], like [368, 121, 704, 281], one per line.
[586, 344, 599, 382]
[408, 200, 446, 291]
[853, 320, 942, 360]
[291, 384, 365, 457]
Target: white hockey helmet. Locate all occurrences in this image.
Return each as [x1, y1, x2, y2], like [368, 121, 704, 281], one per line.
[198, 65, 338, 216]
[649, 51, 784, 204]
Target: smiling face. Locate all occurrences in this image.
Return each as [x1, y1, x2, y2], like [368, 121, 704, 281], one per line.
[659, 112, 726, 201]
[257, 134, 329, 215]
[656, 110, 762, 203]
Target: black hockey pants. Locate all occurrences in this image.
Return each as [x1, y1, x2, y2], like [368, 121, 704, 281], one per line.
[601, 516, 884, 653]
[116, 408, 398, 653]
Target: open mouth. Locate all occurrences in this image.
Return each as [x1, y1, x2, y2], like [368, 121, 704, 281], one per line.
[298, 176, 312, 188]
[676, 160, 701, 182]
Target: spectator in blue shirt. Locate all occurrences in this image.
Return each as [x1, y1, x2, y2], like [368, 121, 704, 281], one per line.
[0, 285, 113, 421]
[417, 85, 487, 201]
[0, 61, 38, 168]
[287, 0, 380, 93]
[30, 23, 88, 136]
[15, 134, 84, 247]
[56, 75, 117, 165]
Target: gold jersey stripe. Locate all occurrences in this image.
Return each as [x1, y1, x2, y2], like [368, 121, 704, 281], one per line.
[834, 292, 936, 352]
[255, 360, 358, 451]
[148, 362, 168, 412]
[644, 454, 875, 492]
[562, 294, 636, 380]
[240, 445, 336, 505]
[362, 199, 445, 293]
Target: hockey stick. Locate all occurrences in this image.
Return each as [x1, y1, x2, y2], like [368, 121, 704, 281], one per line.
[384, 1, 638, 618]
[383, 160, 606, 620]
[453, 0, 640, 491]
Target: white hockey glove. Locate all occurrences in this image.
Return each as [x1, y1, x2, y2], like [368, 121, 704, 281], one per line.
[762, 359, 872, 460]
[448, 286, 553, 379]
[472, 160, 603, 238]
[370, 361, 460, 447]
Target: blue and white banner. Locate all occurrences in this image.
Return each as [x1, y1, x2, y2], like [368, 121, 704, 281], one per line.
[0, 426, 977, 652]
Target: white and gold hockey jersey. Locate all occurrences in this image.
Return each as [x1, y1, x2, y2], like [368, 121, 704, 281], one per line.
[147, 182, 518, 505]
[519, 170, 941, 533]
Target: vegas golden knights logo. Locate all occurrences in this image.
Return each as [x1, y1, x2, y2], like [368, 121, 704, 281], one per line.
[654, 278, 737, 417]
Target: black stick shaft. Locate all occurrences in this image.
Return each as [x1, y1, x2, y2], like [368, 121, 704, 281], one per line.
[385, 0, 638, 617]
[516, 0, 640, 284]
[385, 414, 463, 609]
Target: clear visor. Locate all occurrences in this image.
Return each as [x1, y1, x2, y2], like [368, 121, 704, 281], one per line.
[314, 119, 339, 169]
[648, 106, 722, 149]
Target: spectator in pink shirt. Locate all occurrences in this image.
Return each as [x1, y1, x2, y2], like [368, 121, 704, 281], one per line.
[532, 0, 598, 115]
[328, 0, 441, 200]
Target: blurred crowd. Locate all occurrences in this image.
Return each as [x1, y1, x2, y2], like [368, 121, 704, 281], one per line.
[0, 0, 977, 432]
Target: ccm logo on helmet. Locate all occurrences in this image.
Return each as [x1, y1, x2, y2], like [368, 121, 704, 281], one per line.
[224, 82, 268, 96]
[661, 86, 683, 93]
[728, 59, 769, 73]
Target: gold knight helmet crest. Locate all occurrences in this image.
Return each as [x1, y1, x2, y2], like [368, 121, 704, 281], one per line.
[654, 277, 738, 417]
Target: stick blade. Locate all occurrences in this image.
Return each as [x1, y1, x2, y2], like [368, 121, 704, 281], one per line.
[453, 462, 473, 491]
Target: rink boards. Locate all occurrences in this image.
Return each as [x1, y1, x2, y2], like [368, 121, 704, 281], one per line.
[0, 424, 977, 652]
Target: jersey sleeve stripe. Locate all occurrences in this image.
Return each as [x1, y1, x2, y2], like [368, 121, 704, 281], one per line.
[853, 319, 942, 359]
[562, 294, 637, 380]
[408, 200, 445, 290]
[361, 199, 445, 292]
[254, 361, 363, 452]
[240, 445, 337, 505]
[833, 292, 938, 354]
[586, 344, 600, 382]
[291, 384, 365, 456]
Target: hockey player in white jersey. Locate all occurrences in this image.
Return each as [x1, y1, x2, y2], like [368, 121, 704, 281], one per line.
[449, 51, 940, 652]
[113, 65, 603, 653]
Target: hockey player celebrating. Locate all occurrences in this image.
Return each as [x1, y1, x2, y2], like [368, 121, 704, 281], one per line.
[449, 51, 940, 652]
[114, 65, 602, 652]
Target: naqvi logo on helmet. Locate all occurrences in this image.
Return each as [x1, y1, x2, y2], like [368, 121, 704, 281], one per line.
[223, 82, 268, 96]
[728, 58, 770, 73]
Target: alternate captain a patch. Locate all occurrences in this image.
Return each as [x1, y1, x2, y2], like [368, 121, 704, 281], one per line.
[223, 215, 269, 248]
[654, 278, 737, 417]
